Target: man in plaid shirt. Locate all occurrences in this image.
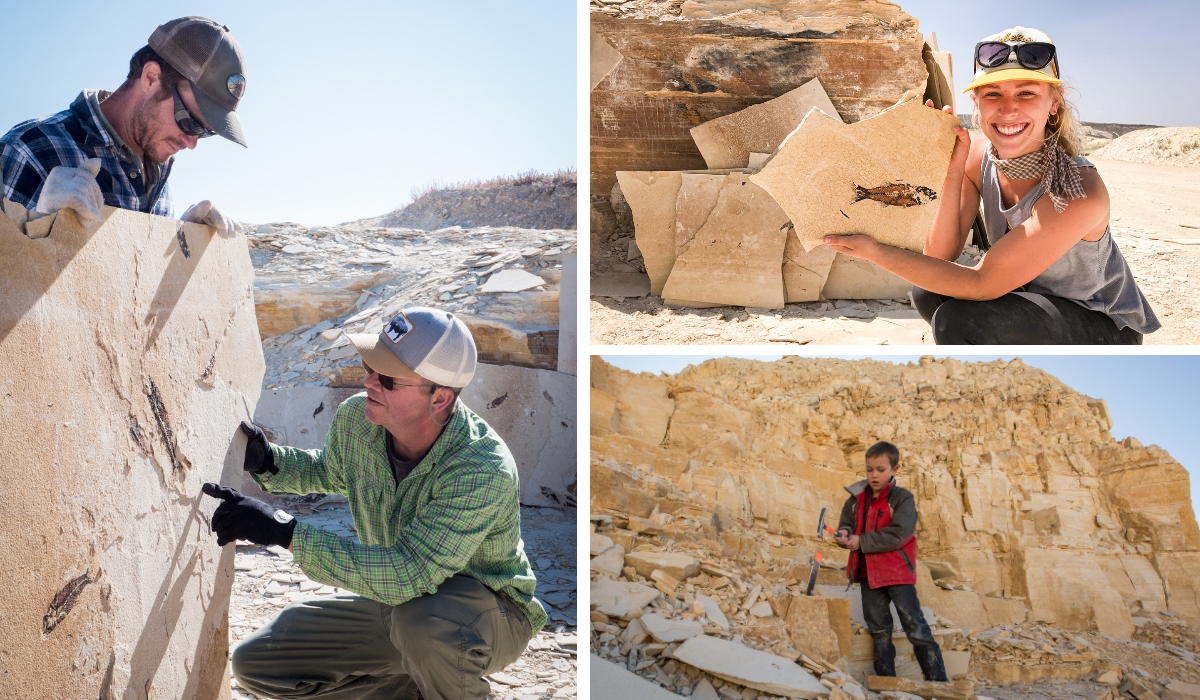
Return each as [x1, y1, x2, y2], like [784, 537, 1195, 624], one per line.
[201, 307, 544, 700]
[1, 17, 248, 235]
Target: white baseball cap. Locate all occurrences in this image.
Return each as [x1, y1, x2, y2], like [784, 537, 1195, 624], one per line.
[963, 26, 1062, 93]
[348, 307, 477, 388]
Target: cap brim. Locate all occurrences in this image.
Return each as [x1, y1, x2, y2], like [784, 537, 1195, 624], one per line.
[347, 333, 423, 381]
[963, 68, 1062, 93]
[191, 84, 248, 147]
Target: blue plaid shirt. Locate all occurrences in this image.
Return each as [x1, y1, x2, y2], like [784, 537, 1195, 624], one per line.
[0, 90, 173, 217]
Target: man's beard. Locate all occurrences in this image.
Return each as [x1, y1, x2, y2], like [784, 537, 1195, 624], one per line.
[128, 94, 185, 164]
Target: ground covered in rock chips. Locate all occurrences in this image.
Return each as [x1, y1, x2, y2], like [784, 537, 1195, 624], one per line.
[228, 501, 576, 700]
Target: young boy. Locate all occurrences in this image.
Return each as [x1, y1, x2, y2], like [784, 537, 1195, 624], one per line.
[835, 441, 948, 682]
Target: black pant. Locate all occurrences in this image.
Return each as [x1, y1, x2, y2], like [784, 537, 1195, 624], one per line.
[912, 285, 1143, 345]
[861, 583, 948, 682]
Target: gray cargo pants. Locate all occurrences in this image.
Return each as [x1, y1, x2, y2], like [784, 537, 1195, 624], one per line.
[231, 574, 532, 700]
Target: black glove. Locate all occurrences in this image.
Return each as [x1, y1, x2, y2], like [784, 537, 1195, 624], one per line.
[202, 483, 296, 548]
[240, 421, 278, 475]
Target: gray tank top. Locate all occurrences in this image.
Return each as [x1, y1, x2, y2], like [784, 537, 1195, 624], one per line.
[980, 151, 1159, 334]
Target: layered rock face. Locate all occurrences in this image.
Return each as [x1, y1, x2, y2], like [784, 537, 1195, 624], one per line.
[380, 177, 578, 231]
[591, 355, 1200, 636]
[591, 0, 930, 195]
[0, 205, 263, 699]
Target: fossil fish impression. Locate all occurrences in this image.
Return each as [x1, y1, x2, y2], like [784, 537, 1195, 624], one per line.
[852, 181, 938, 208]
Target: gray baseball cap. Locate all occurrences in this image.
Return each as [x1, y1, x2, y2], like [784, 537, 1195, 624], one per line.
[348, 308, 478, 388]
[149, 16, 248, 147]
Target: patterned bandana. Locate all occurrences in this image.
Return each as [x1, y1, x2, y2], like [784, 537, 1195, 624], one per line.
[988, 139, 1085, 213]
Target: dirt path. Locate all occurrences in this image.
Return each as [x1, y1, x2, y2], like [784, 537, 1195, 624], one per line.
[590, 159, 1200, 346]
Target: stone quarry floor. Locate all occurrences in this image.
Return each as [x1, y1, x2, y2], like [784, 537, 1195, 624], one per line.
[228, 501, 577, 700]
[590, 159, 1200, 346]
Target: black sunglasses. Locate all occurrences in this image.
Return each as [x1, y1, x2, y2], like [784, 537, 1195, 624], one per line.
[974, 41, 1057, 73]
[361, 361, 435, 393]
[172, 86, 217, 138]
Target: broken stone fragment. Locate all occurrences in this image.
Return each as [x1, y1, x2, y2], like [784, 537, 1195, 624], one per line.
[592, 578, 661, 620]
[750, 92, 960, 254]
[590, 532, 614, 556]
[671, 636, 829, 698]
[624, 551, 700, 581]
[639, 611, 704, 643]
[865, 676, 973, 700]
[690, 77, 842, 169]
[660, 173, 788, 309]
[615, 171, 683, 296]
[590, 546, 625, 578]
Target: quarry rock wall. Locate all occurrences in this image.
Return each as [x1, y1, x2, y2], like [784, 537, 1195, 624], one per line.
[591, 355, 1200, 635]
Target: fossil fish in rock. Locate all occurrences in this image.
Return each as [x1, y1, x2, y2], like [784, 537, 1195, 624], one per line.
[852, 182, 938, 208]
[43, 570, 93, 634]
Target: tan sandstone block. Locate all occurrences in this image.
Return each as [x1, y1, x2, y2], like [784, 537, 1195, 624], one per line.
[615, 171, 683, 296]
[820, 254, 913, 300]
[691, 77, 842, 169]
[675, 173, 727, 254]
[661, 173, 788, 309]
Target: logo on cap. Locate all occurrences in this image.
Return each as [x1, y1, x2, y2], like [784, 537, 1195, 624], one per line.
[384, 313, 413, 344]
[227, 74, 246, 100]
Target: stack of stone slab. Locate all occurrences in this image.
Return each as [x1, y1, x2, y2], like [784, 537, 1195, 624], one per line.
[1, 203, 262, 699]
[618, 85, 959, 308]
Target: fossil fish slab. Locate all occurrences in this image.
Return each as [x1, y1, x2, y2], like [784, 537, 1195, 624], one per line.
[0, 203, 262, 699]
[750, 91, 960, 254]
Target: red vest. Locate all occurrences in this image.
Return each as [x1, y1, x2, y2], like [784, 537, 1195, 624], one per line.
[846, 482, 917, 587]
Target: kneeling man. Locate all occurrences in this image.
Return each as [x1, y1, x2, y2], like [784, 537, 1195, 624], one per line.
[202, 307, 544, 700]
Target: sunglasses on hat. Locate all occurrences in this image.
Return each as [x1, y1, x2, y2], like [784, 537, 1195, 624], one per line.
[361, 361, 434, 393]
[974, 41, 1057, 72]
[172, 86, 217, 138]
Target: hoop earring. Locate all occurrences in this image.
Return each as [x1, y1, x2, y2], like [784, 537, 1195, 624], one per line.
[1047, 112, 1060, 128]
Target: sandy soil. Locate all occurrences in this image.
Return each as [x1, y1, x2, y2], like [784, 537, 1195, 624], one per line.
[590, 158, 1200, 346]
[1090, 127, 1200, 168]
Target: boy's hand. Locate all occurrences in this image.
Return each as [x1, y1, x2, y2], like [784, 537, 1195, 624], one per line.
[844, 534, 861, 551]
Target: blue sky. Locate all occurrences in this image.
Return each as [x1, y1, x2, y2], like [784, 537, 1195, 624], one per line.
[601, 354, 1200, 511]
[898, 0, 1197, 126]
[0, 1, 576, 226]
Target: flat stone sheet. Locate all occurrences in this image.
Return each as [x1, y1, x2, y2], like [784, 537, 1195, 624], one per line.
[674, 173, 727, 254]
[750, 91, 960, 253]
[592, 656, 683, 700]
[479, 268, 547, 294]
[821, 254, 913, 300]
[691, 78, 842, 169]
[0, 205, 263, 699]
[671, 636, 828, 698]
[590, 29, 623, 91]
[661, 174, 788, 309]
[591, 271, 651, 298]
[783, 231, 838, 302]
[615, 171, 683, 296]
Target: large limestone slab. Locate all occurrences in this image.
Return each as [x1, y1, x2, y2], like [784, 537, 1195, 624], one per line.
[750, 92, 960, 254]
[691, 78, 842, 169]
[592, 578, 661, 619]
[661, 174, 788, 309]
[866, 676, 973, 700]
[671, 635, 828, 698]
[0, 205, 263, 700]
[785, 595, 841, 663]
[615, 171, 683, 296]
[625, 551, 700, 581]
[821, 254, 913, 300]
[1022, 549, 1135, 638]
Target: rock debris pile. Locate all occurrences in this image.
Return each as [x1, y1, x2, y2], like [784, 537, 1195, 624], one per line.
[591, 355, 1200, 698]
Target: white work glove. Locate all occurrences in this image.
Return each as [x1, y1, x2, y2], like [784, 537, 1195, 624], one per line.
[182, 200, 243, 238]
[35, 158, 103, 227]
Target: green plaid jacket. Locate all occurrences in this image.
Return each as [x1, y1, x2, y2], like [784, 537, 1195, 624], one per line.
[254, 393, 546, 635]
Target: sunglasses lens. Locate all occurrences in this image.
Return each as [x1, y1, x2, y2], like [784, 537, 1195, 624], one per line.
[977, 43, 1011, 67]
[361, 362, 395, 390]
[1016, 44, 1054, 70]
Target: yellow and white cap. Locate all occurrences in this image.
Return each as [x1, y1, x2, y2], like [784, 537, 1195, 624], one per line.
[963, 26, 1062, 93]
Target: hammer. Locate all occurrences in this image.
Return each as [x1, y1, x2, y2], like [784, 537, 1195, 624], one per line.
[816, 507, 838, 539]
